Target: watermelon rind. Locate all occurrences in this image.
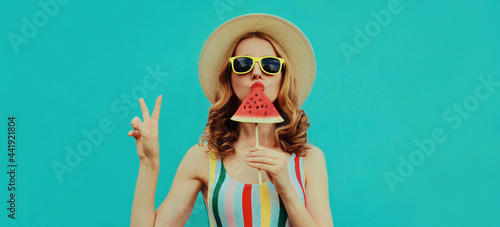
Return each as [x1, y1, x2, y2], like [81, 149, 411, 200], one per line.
[230, 115, 284, 123]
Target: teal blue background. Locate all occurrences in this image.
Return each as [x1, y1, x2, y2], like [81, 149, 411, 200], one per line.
[1, 0, 499, 226]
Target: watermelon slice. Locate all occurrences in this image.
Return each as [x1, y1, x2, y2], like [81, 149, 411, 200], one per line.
[231, 81, 284, 123]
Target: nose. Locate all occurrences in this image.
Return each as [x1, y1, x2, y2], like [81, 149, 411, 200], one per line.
[250, 62, 263, 80]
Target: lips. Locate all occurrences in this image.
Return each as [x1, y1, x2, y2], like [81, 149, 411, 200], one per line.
[251, 81, 265, 91]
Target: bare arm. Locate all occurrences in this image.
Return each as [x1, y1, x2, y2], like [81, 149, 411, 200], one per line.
[153, 144, 207, 226]
[131, 159, 159, 227]
[128, 96, 207, 226]
[127, 96, 163, 226]
[130, 144, 206, 227]
[281, 145, 334, 227]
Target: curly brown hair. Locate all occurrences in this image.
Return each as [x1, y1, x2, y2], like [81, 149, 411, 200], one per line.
[199, 32, 310, 159]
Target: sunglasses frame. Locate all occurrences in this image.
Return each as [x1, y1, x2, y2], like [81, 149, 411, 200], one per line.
[229, 56, 285, 75]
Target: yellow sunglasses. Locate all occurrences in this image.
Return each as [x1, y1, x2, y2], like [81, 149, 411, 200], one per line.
[229, 56, 285, 75]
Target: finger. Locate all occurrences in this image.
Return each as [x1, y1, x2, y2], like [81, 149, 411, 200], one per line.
[131, 118, 149, 139]
[151, 95, 162, 120]
[131, 116, 144, 131]
[250, 146, 270, 153]
[247, 162, 273, 172]
[127, 130, 141, 139]
[250, 146, 261, 151]
[248, 148, 279, 160]
[139, 98, 151, 121]
[133, 130, 142, 140]
[246, 156, 278, 165]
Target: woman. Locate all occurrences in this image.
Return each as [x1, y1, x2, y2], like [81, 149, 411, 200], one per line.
[128, 14, 333, 227]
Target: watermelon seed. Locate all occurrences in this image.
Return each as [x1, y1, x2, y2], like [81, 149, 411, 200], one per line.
[259, 99, 262, 102]
[247, 102, 249, 104]
[256, 106, 259, 109]
[249, 110, 252, 113]
[250, 97, 253, 101]
[244, 106, 246, 109]
[265, 112, 267, 115]
[255, 94, 258, 97]
[261, 105, 264, 108]
[265, 105, 268, 108]
[254, 101, 256, 104]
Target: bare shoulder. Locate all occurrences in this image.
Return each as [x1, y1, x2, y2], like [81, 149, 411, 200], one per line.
[302, 143, 327, 185]
[179, 143, 209, 183]
[185, 143, 209, 159]
[301, 144, 334, 225]
[303, 143, 326, 163]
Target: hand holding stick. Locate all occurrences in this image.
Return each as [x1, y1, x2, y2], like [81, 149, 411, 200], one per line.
[230, 82, 284, 186]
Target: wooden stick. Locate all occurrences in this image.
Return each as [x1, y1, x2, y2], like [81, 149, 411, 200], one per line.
[256, 123, 262, 185]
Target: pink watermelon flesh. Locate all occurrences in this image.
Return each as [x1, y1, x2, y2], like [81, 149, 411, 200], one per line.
[231, 81, 284, 123]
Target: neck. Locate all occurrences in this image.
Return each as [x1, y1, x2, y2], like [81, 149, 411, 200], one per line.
[237, 122, 277, 148]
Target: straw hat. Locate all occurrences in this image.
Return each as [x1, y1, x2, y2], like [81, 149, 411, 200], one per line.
[198, 13, 315, 107]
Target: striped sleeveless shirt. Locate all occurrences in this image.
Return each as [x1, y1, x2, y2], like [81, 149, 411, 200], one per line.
[205, 149, 307, 227]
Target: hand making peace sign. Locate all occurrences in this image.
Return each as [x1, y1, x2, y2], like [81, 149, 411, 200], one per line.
[127, 95, 163, 165]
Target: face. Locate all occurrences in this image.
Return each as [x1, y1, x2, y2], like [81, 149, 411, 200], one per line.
[230, 37, 283, 103]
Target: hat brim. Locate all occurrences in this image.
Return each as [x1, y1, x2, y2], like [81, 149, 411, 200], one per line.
[199, 13, 315, 107]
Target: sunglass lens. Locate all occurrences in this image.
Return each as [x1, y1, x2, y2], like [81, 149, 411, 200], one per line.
[261, 58, 281, 74]
[233, 57, 253, 73]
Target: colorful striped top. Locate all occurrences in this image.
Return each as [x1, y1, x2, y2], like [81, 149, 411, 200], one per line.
[205, 150, 307, 227]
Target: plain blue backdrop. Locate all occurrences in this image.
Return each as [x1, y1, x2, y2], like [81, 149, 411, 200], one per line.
[1, 0, 499, 226]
